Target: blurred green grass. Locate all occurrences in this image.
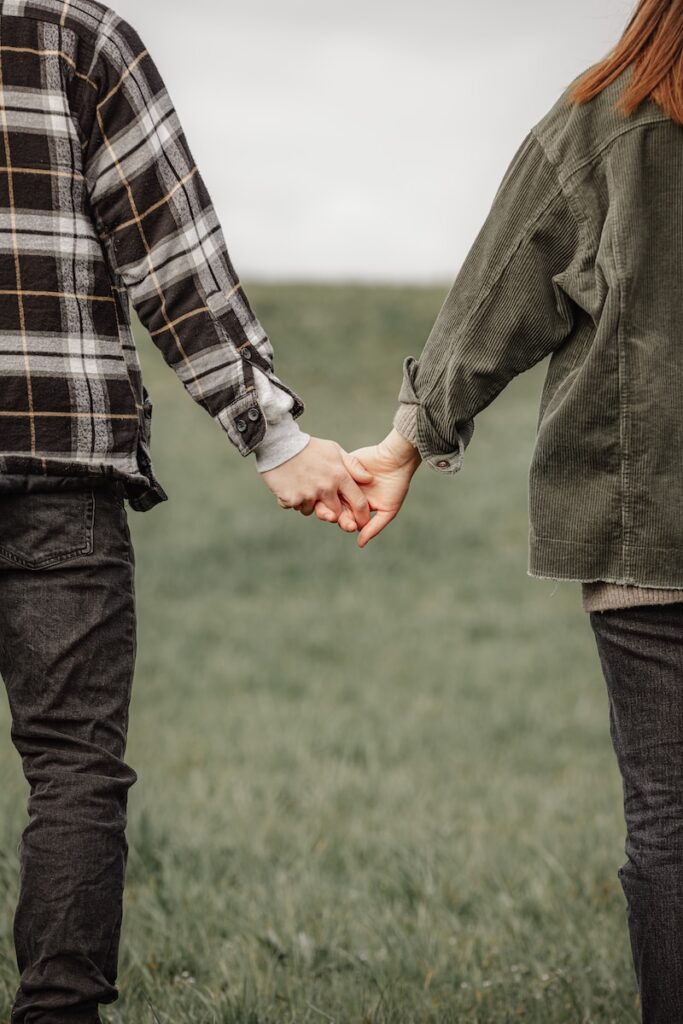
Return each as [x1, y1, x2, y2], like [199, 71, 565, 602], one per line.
[0, 285, 636, 1023]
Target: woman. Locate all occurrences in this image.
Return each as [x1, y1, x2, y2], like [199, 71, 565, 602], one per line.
[316, 1, 683, 1019]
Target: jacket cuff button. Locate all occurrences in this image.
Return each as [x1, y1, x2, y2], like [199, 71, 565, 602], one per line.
[236, 418, 248, 433]
[436, 459, 451, 469]
[248, 407, 260, 422]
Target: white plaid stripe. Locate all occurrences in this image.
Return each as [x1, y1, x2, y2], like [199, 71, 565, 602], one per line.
[118, 210, 223, 296]
[1, 86, 70, 112]
[0, 209, 97, 233]
[0, 332, 127, 356]
[0, 231, 100, 257]
[0, 104, 74, 135]
[0, 350, 129, 375]
[86, 96, 179, 204]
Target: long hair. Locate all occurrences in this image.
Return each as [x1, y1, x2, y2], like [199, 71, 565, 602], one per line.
[570, 0, 683, 125]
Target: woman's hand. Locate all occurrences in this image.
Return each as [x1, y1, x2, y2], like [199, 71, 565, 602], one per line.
[315, 429, 422, 547]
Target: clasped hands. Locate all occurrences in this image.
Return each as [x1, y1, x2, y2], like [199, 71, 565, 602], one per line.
[261, 430, 422, 547]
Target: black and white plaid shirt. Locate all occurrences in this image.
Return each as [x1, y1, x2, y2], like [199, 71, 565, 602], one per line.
[0, 0, 305, 509]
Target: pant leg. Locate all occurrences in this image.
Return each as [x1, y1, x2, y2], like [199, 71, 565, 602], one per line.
[590, 602, 683, 1024]
[0, 485, 138, 1024]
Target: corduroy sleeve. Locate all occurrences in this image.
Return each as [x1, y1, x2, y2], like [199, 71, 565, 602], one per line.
[79, 13, 304, 458]
[395, 131, 584, 474]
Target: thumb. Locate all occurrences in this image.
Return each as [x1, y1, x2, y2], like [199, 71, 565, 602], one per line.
[357, 509, 397, 548]
[342, 451, 373, 485]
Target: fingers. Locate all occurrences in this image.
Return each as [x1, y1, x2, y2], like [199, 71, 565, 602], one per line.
[320, 489, 343, 520]
[315, 500, 338, 524]
[342, 451, 373, 486]
[294, 499, 316, 517]
[338, 476, 371, 529]
[315, 501, 357, 532]
[277, 442, 374, 531]
[338, 508, 358, 533]
[357, 509, 397, 548]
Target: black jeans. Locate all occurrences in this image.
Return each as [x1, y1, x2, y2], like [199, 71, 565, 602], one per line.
[591, 602, 683, 1024]
[0, 485, 137, 1024]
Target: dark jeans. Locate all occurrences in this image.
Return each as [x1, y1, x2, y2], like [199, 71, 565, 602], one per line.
[0, 485, 137, 1024]
[591, 602, 683, 1024]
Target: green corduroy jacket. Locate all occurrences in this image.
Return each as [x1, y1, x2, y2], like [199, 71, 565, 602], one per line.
[395, 65, 683, 589]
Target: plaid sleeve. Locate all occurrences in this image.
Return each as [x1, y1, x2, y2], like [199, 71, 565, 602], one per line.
[79, 13, 303, 457]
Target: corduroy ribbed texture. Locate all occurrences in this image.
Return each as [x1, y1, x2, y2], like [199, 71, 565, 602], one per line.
[396, 64, 683, 589]
[393, 392, 683, 612]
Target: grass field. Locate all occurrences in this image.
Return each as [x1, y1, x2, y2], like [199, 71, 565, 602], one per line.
[0, 285, 638, 1023]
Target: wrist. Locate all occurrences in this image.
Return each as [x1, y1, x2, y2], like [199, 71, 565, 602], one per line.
[380, 428, 422, 471]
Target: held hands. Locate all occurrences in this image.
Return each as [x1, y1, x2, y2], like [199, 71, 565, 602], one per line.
[261, 429, 421, 548]
[260, 437, 375, 530]
[317, 429, 421, 547]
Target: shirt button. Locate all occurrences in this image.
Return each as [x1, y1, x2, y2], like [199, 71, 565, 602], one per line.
[236, 418, 247, 433]
[247, 407, 260, 422]
[242, 347, 253, 360]
[436, 459, 450, 469]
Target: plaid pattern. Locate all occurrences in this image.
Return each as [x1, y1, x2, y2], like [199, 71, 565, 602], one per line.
[0, 0, 303, 510]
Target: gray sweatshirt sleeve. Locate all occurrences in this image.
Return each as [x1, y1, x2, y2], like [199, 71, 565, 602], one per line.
[252, 368, 311, 473]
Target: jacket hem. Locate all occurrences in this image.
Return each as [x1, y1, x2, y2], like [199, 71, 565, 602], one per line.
[529, 535, 683, 589]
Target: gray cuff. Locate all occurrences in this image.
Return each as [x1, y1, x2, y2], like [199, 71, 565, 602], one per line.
[254, 415, 311, 473]
[393, 404, 419, 447]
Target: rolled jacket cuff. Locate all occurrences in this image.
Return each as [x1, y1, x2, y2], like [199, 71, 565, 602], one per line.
[397, 356, 474, 475]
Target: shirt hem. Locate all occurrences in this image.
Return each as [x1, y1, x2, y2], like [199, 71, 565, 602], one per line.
[0, 457, 168, 512]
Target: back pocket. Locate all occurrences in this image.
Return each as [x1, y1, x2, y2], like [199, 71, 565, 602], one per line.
[0, 491, 95, 570]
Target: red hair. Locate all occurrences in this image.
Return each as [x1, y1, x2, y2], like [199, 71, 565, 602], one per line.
[570, 0, 683, 125]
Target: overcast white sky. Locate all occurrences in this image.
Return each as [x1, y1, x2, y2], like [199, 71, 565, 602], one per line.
[112, 0, 634, 283]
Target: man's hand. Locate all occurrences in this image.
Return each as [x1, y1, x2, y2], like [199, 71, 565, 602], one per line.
[315, 429, 422, 547]
[261, 437, 374, 530]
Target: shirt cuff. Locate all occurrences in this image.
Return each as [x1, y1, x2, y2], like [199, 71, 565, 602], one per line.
[254, 416, 311, 473]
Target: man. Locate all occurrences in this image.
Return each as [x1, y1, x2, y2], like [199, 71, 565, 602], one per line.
[0, 2, 374, 1021]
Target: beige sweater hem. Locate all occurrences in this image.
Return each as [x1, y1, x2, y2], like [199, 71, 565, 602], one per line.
[582, 582, 683, 613]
